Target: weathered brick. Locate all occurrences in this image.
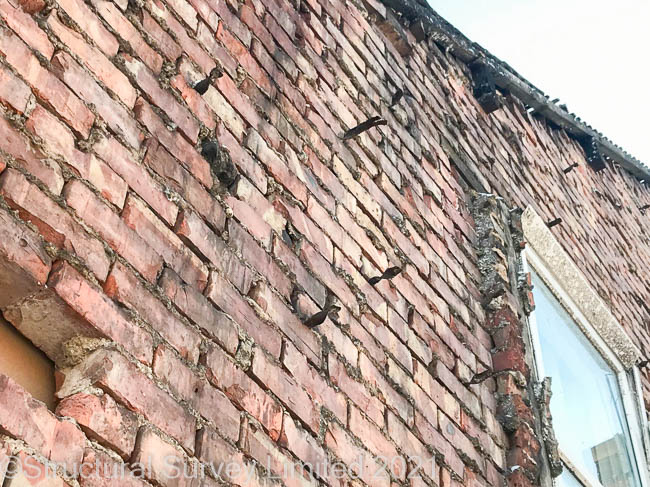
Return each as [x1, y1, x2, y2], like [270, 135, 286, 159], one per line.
[0, 115, 63, 194]
[158, 268, 238, 354]
[251, 349, 320, 433]
[58, 348, 196, 452]
[94, 136, 178, 225]
[143, 139, 223, 229]
[196, 426, 259, 486]
[56, 0, 119, 56]
[79, 448, 149, 487]
[26, 104, 128, 208]
[132, 427, 197, 487]
[0, 374, 85, 475]
[278, 412, 328, 474]
[0, 28, 94, 138]
[4, 452, 70, 487]
[91, 0, 163, 74]
[205, 270, 282, 357]
[134, 98, 211, 186]
[0, 168, 111, 280]
[0, 0, 53, 58]
[121, 193, 207, 288]
[204, 344, 283, 440]
[51, 51, 142, 149]
[56, 393, 138, 459]
[224, 194, 274, 250]
[139, 9, 182, 63]
[49, 261, 154, 364]
[0, 205, 52, 309]
[0, 64, 31, 113]
[171, 72, 216, 130]
[48, 13, 135, 107]
[121, 54, 199, 142]
[65, 180, 162, 282]
[233, 176, 286, 233]
[105, 261, 202, 364]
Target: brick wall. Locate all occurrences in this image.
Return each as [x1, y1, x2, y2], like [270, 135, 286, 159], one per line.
[0, 0, 648, 486]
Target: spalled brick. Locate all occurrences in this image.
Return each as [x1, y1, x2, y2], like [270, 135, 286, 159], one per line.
[58, 348, 196, 452]
[204, 344, 283, 440]
[94, 136, 178, 225]
[79, 448, 149, 487]
[0, 0, 53, 58]
[0, 205, 52, 309]
[105, 261, 202, 364]
[26, 104, 128, 208]
[122, 193, 208, 290]
[251, 349, 320, 434]
[56, 393, 138, 459]
[139, 9, 182, 63]
[158, 268, 238, 354]
[0, 28, 94, 138]
[205, 270, 282, 358]
[51, 51, 142, 149]
[56, 0, 119, 56]
[0, 168, 111, 280]
[64, 180, 162, 282]
[0, 64, 32, 113]
[0, 374, 85, 475]
[134, 98, 211, 186]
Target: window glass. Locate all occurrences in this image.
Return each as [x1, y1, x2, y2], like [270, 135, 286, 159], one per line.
[530, 270, 641, 487]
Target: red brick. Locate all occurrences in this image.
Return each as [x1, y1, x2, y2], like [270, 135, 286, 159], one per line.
[349, 405, 405, 479]
[79, 448, 149, 487]
[26, 104, 128, 208]
[278, 412, 328, 473]
[0, 0, 53, 58]
[283, 341, 345, 421]
[132, 427, 197, 487]
[386, 411, 439, 481]
[91, 0, 163, 74]
[59, 348, 196, 452]
[139, 9, 182, 63]
[325, 421, 390, 487]
[48, 261, 154, 363]
[361, 313, 411, 372]
[250, 282, 321, 366]
[301, 240, 359, 315]
[272, 235, 327, 307]
[276, 198, 333, 262]
[65, 180, 162, 282]
[0, 117, 64, 195]
[213, 72, 262, 130]
[196, 427, 261, 486]
[175, 207, 226, 257]
[205, 270, 282, 357]
[145, 0, 214, 73]
[0, 63, 31, 113]
[216, 123, 267, 193]
[203, 84, 246, 141]
[0, 374, 85, 475]
[224, 195, 273, 250]
[171, 72, 216, 130]
[158, 267, 239, 354]
[204, 344, 282, 440]
[47, 14, 136, 107]
[359, 353, 413, 426]
[134, 98, 211, 186]
[121, 54, 199, 142]
[233, 176, 286, 234]
[57, 0, 118, 56]
[251, 349, 320, 434]
[413, 411, 464, 478]
[121, 193, 207, 288]
[51, 51, 141, 149]
[105, 261, 202, 364]
[15, 0, 44, 13]
[152, 345, 241, 442]
[165, 0, 198, 31]
[0, 168, 111, 280]
[0, 29, 94, 138]
[5, 452, 70, 486]
[229, 220, 292, 299]
[0, 205, 52, 309]
[94, 136, 178, 225]
[246, 130, 308, 204]
[56, 393, 138, 459]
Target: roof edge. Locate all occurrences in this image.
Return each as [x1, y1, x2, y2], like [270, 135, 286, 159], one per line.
[376, 0, 650, 180]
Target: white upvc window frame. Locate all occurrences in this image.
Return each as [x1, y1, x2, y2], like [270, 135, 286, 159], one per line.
[523, 246, 649, 487]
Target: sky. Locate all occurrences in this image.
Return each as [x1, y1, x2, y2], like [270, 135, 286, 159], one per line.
[428, 0, 650, 166]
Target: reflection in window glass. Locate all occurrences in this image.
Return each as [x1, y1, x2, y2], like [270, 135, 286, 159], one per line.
[530, 270, 641, 487]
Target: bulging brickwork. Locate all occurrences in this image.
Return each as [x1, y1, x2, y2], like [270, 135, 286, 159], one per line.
[0, 0, 648, 486]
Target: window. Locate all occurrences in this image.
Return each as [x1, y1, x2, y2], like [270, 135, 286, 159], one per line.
[523, 250, 649, 487]
[0, 314, 55, 410]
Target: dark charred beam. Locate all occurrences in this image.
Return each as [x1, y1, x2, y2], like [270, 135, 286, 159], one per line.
[578, 136, 607, 172]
